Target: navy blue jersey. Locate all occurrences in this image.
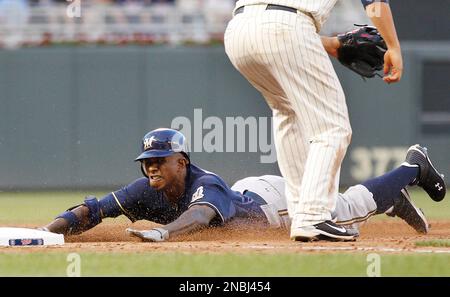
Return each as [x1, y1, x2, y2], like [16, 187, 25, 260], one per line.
[98, 164, 265, 225]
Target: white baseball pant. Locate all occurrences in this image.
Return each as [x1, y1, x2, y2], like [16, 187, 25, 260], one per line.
[225, 4, 352, 232]
[232, 175, 377, 233]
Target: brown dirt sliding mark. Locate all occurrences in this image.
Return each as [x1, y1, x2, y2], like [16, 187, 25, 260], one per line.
[2, 220, 449, 254]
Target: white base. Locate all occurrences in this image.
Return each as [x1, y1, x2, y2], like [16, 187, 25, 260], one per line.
[0, 227, 64, 246]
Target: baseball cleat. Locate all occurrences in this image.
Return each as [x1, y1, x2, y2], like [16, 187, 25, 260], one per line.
[386, 188, 429, 234]
[405, 144, 446, 201]
[291, 221, 358, 242]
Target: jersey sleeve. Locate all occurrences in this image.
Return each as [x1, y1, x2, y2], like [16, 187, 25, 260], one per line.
[188, 176, 236, 224]
[361, 0, 389, 8]
[98, 177, 151, 222]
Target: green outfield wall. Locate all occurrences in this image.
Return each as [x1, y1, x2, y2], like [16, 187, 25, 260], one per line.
[0, 44, 448, 189]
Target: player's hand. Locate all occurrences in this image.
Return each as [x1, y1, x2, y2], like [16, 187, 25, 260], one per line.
[126, 227, 169, 242]
[321, 36, 340, 58]
[383, 48, 403, 84]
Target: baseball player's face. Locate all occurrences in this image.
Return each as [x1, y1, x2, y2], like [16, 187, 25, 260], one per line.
[143, 154, 187, 191]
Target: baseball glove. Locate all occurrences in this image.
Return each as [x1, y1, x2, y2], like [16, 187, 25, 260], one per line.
[337, 25, 387, 79]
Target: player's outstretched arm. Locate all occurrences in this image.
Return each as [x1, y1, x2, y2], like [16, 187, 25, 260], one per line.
[41, 205, 91, 235]
[127, 205, 216, 242]
[365, 1, 403, 83]
[165, 205, 216, 237]
[40, 195, 109, 235]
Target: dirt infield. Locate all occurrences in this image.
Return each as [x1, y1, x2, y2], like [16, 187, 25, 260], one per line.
[2, 219, 449, 254]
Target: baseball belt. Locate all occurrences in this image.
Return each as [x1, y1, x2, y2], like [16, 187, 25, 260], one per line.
[234, 4, 298, 16]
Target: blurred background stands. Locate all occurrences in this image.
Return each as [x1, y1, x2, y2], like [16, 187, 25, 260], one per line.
[0, 0, 238, 48]
[0, 0, 370, 48]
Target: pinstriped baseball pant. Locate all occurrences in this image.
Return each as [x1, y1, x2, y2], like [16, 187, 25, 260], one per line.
[224, 5, 352, 230]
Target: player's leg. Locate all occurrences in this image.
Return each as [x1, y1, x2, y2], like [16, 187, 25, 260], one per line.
[232, 79, 308, 220]
[332, 154, 444, 234]
[232, 175, 291, 228]
[226, 8, 353, 241]
[225, 6, 309, 218]
[264, 12, 352, 234]
[42, 196, 106, 235]
[42, 178, 149, 235]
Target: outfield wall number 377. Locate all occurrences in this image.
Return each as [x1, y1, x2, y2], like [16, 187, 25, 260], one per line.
[350, 146, 407, 182]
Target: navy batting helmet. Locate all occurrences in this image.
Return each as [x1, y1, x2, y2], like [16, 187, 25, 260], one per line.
[135, 128, 190, 162]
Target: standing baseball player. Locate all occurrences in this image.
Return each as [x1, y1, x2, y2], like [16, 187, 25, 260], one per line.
[40, 129, 445, 242]
[224, 0, 404, 241]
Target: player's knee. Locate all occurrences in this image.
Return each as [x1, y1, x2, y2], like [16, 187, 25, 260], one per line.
[342, 126, 352, 146]
[317, 126, 352, 150]
[335, 126, 352, 148]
